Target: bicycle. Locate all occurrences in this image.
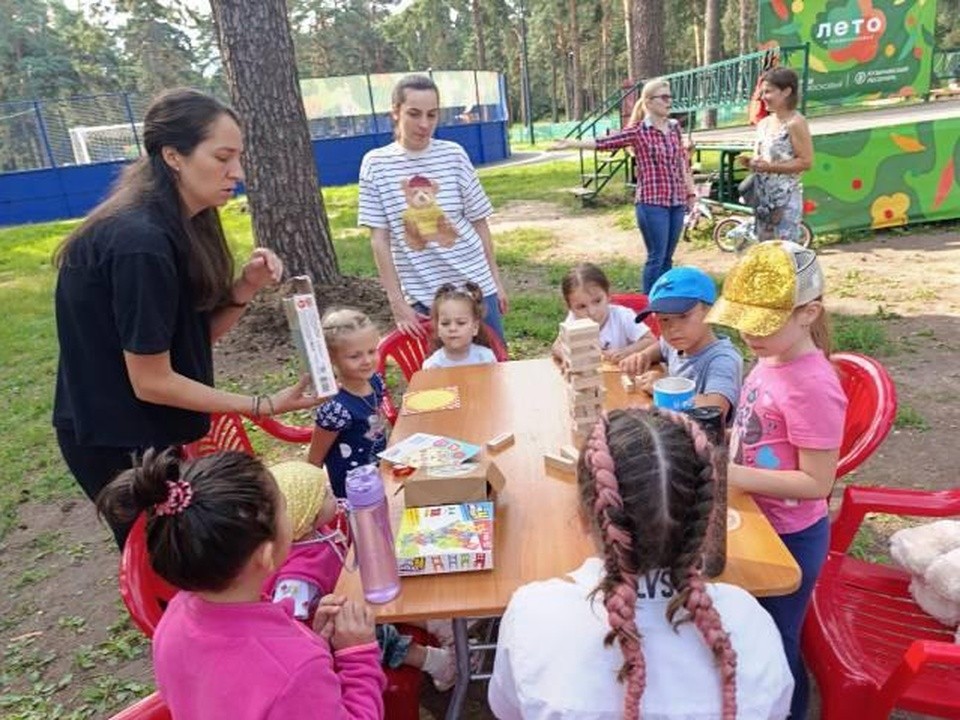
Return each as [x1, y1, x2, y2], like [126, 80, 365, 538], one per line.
[712, 208, 814, 252]
[681, 179, 715, 242]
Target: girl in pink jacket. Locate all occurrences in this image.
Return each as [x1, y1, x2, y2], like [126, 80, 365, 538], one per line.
[98, 448, 385, 720]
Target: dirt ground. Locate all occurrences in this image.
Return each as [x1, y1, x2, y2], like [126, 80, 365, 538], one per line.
[2, 201, 957, 718]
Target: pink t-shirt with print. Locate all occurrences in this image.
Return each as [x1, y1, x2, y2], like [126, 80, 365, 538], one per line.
[732, 351, 847, 535]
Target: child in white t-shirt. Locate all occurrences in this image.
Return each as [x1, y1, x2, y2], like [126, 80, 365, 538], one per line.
[489, 408, 793, 720]
[552, 263, 655, 363]
[423, 282, 498, 369]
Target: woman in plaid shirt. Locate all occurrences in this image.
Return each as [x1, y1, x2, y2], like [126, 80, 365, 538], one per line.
[551, 79, 696, 293]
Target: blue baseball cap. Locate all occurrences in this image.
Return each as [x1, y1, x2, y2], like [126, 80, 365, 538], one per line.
[635, 267, 717, 322]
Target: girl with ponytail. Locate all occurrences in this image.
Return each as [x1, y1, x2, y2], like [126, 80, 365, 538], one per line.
[98, 448, 385, 719]
[488, 408, 793, 719]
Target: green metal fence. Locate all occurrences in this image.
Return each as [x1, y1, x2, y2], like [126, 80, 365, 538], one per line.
[567, 45, 810, 202]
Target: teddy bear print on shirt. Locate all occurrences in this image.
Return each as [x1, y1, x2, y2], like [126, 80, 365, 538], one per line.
[401, 175, 457, 250]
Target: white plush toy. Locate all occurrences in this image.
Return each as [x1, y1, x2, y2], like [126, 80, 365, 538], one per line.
[889, 521, 960, 629]
[890, 520, 960, 575]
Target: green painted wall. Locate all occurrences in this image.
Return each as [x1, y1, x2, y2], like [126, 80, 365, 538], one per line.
[805, 116, 960, 232]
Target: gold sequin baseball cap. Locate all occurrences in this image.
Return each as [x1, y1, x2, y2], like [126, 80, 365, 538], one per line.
[705, 241, 824, 337]
[268, 461, 330, 539]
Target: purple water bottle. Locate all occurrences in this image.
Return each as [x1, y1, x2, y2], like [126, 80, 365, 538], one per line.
[346, 464, 401, 604]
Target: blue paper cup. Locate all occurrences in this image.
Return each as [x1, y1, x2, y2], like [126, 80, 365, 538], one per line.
[653, 377, 696, 411]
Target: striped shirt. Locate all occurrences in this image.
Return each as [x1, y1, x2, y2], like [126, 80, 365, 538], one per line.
[595, 118, 688, 207]
[358, 139, 496, 306]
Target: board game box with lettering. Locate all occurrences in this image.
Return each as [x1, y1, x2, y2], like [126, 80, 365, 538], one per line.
[394, 501, 495, 576]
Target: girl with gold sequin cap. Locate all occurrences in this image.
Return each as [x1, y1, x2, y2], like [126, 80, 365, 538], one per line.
[706, 240, 848, 720]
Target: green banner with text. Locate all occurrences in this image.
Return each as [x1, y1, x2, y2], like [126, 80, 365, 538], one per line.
[758, 0, 937, 104]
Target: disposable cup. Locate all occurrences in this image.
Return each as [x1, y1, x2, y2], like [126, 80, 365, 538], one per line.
[652, 376, 696, 411]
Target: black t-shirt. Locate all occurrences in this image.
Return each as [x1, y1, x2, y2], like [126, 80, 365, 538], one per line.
[53, 206, 212, 447]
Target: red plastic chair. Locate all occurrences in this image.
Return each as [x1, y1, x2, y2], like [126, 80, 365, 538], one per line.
[377, 316, 508, 424]
[108, 692, 171, 720]
[120, 512, 178, 637]
[609, 292, 661, 338]
[181, 413, 313, 460]
[802, 485, 960, 718]
[833, 352, 898, 479]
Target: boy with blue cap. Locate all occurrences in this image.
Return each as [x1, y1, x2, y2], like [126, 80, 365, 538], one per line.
[619, 266, 743, 419]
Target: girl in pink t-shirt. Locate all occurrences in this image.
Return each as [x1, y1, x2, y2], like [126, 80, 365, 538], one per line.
[97, 448, 385, 719]
[706, 241, 848, 720]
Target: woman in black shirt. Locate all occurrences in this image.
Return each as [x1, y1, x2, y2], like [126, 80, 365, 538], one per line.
[53, 88, 317, 547]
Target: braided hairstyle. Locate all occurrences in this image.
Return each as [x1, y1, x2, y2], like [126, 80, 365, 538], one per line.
[97, 448, 280, 592]
[578, 408, 737, 720]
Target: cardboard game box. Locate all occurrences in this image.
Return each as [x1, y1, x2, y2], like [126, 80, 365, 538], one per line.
[402, 457, 506, 507]
[395, 502, 495, 576]
[282, 276, 338, 398]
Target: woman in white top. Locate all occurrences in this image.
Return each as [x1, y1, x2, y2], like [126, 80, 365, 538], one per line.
[488, 408, 793, 720]
[358, 74, 508, 344]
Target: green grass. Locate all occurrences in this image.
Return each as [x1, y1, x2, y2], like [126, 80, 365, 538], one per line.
[831, 312, 892, 356]
[0, 156, 904, 540]
[894, 404, 930, 432]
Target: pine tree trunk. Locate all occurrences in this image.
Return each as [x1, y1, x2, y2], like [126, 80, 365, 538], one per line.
[209, 0, 339, 283]
[739, 0, 750, 55]
[600, 0, 610, 102]
[568, 0, 583, 120]
[633, 0, 664, 81]
[471, 0, 487, 69]
[704, 0, 721, 128]
[551, 41, 560, 122]
[622, 0, 634, 81]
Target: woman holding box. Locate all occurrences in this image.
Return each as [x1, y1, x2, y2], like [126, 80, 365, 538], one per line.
[53, 88, 318, 548]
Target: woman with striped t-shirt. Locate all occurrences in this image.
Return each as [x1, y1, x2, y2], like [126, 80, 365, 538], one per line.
[358, 74, 508, 344]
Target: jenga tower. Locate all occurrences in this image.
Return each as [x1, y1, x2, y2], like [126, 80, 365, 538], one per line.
[557, 318, 604, 438]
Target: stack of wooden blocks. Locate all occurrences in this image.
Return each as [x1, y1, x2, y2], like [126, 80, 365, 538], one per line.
[557, 317, 604, 438]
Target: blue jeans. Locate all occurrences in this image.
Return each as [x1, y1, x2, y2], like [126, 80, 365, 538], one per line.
[412, 293, 506, 347]
[759, 515, 830, 720]
[635, 203, 686, 293]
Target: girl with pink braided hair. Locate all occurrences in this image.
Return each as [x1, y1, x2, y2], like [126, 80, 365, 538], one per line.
[488, 408, 793, 719]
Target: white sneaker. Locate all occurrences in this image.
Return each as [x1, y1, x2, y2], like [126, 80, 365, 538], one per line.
[425, 619, 455, 647]
[424, 646, 457, 692]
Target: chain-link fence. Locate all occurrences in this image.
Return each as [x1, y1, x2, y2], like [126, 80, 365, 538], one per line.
[1, 71, 507, 174]
[0, 94, 148, 173]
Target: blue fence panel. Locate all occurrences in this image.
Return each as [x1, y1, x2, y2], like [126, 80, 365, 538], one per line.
[1, 72, 511, 226]
[1, 124, 510, 226]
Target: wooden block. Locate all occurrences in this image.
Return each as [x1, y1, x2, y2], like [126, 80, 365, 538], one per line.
[544, 452, 576, 474]
[559, 444, 580, 461]
[486, 431, 515, 452]
[560, 318, 600, 339]
[561, 335, 601, 351]
[620, 374, 636, 392]
[570, 406, 602, 421]
[568, 371, 603, 390]
[563, 353, 601, 372]
[568, 385, 605, 404]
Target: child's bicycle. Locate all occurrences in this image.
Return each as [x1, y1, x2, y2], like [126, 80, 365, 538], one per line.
[681, 179, 715, 242]
[711, 207, 814, 252]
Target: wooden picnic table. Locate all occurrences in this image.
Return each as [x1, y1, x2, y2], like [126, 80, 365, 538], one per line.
[336, 358, 800, 719]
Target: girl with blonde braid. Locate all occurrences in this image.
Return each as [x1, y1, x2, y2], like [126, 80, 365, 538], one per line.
[488, 408, 792, 719]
